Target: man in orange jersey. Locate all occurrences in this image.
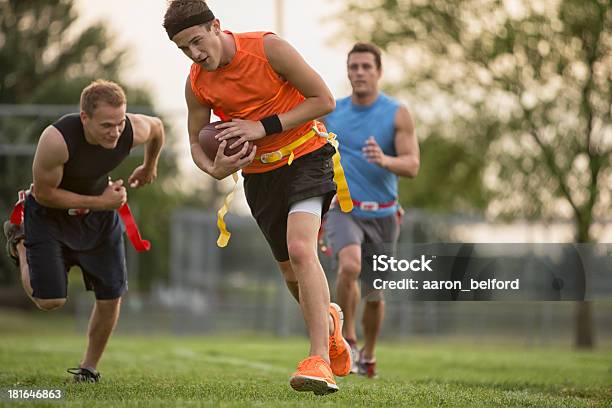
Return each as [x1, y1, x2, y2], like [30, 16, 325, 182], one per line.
[164, 0, 351, 395]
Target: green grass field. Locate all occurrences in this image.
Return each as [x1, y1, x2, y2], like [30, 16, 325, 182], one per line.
[0, 310, 610, 407]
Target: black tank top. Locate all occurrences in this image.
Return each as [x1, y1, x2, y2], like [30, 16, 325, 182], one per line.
[53, 113, 133, 196]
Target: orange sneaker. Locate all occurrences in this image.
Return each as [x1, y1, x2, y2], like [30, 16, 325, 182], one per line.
[290, 356, 338, 395]
[328, 303, 352, 376]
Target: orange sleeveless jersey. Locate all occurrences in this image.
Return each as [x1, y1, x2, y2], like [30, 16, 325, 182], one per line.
[189, 31, 327, 174]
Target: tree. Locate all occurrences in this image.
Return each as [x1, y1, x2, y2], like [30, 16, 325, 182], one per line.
[337, 0, 611, 348]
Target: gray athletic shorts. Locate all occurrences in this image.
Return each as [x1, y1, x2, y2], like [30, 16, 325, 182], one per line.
[324, 206, 400, 300]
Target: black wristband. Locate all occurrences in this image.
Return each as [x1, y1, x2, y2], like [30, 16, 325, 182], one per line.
[260, 114, 283, 136]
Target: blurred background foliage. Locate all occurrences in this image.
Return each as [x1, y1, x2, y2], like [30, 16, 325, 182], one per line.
[337, 0, 610, 243]
[335, 0, 611, 348]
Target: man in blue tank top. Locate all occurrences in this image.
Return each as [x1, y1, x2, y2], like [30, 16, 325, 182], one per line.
[3, 80, 165, 383]
[324, 43, 420, 378]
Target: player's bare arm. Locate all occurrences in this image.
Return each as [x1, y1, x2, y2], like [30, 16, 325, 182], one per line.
[217, 34, 335, 148]
[32, 126, 127, 210]
[185, 77, 256, 180]
[362, 105, 420, 178]
[126, 113, 165, 188]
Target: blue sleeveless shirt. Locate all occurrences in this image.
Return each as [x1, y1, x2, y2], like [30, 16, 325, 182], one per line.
[325, 93, 400, 218]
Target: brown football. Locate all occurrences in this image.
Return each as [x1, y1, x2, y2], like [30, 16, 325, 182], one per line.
[198, 121, 254, 161]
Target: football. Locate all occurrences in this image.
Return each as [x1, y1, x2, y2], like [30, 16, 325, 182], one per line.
[198, 121, 253, 161]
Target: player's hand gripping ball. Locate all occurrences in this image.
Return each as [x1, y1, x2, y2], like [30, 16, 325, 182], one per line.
[199, 121, 254, 160]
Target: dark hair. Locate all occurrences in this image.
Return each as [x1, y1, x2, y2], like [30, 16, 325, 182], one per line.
[80, 79, 126, 117]
[347, 42, 382, 70]
[163, 0, 214, 35]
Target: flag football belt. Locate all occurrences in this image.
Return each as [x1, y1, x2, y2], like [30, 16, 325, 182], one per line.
[8, 187, 151, 252]
[352, 199, 397, 212]
[331, 197, 397, 212]
[215, 125, 353, 247]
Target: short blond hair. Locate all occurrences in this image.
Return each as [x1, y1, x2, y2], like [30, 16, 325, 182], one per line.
[80, 79, 126, 116]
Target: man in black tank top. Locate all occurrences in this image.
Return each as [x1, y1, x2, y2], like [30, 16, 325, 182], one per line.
[3, 80, 165, 383]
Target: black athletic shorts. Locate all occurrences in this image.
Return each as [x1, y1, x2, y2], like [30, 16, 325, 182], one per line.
[23, 194, 127, 300]
[243, 143, 337, 262]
